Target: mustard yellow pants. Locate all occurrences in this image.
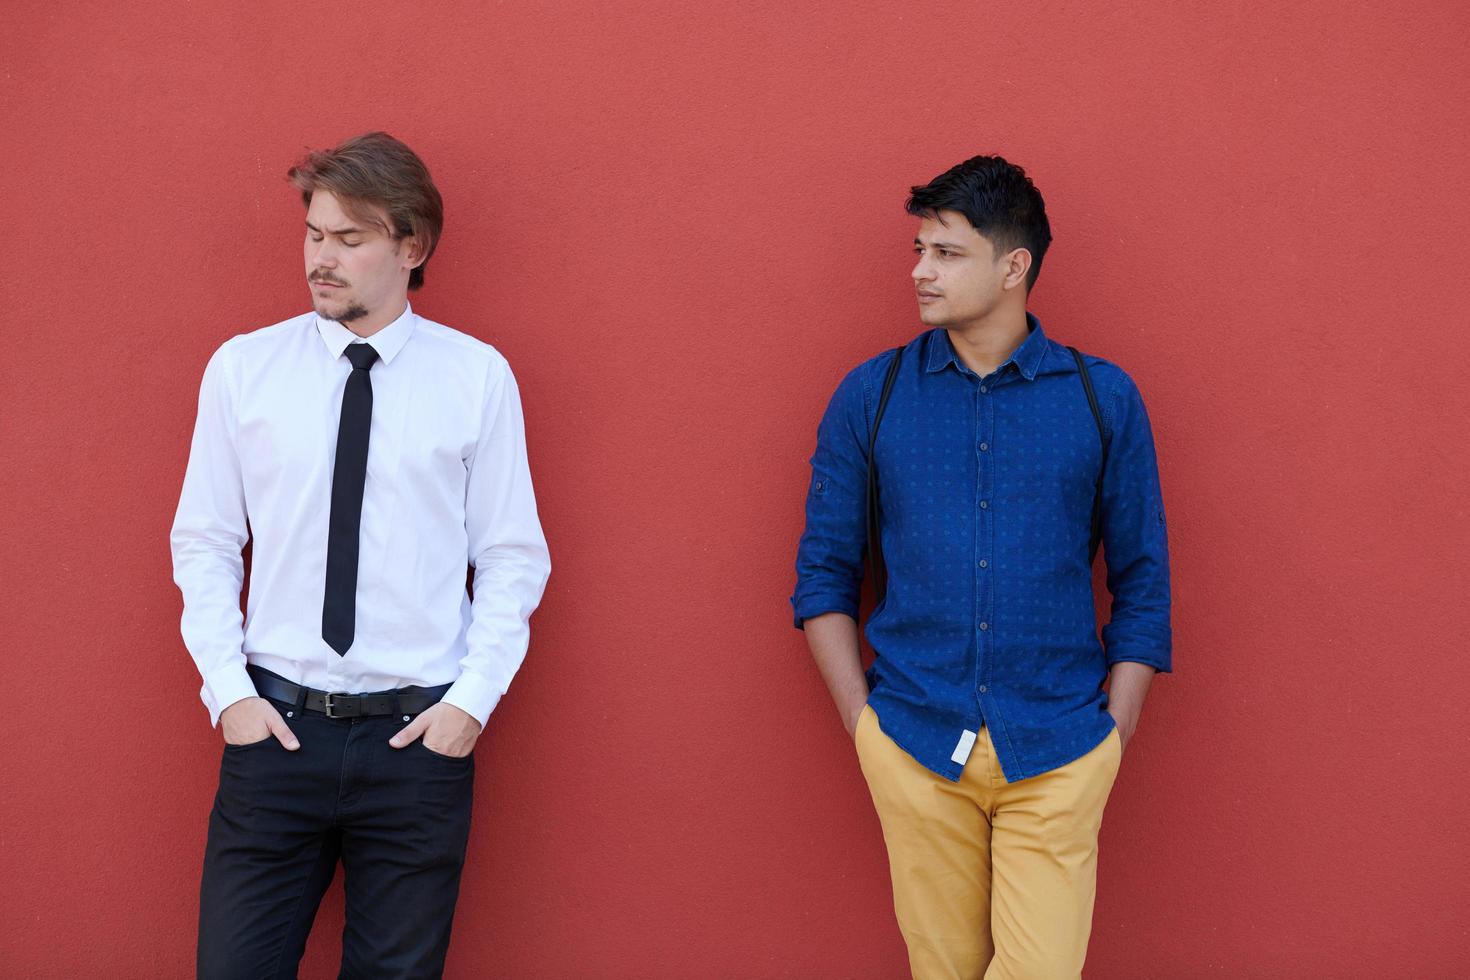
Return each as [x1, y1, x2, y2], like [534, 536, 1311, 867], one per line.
[855, 706, 1122, 980]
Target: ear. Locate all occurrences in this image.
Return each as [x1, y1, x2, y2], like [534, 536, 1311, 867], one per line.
[401, 235, 428, 272]
[1002, 248, 1033, 291]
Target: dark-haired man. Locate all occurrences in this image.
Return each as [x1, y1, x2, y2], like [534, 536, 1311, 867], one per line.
[793, 156, 1171, 979]
[172, 132, 550, 978]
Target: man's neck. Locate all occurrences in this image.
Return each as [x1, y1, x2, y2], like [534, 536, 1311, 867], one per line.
[946, 307, 1030, 377]
[342, 298, 409, 339]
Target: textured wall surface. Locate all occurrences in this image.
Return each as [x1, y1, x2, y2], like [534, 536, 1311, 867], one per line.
[2, 0, 1467, 976]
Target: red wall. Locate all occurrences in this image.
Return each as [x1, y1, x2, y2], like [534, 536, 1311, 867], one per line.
[3, 1, 1467, 975]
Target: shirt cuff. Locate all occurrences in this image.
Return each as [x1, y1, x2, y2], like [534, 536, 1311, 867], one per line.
[1104, 648, 1172, 673]
[441, 671, 502, 729]
[791, 592, 861, 629]
[203, 661, 258, 727]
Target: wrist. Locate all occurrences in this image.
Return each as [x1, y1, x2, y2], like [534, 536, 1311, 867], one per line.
[439, 701, 482, 736]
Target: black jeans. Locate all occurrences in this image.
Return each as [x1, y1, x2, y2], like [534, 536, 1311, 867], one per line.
[197, 694, 475, 980]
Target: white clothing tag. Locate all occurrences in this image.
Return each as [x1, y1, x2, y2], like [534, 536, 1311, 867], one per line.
[951, 729, 978, 766]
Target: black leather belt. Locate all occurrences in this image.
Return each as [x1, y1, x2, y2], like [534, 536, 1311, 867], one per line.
[247, 665, 450, 719]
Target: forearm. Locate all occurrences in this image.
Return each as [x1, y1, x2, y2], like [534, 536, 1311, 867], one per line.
[172, 545, 254, 724]
[1106, 661, 1155, 746]
[803, 612, 868, 735]
[446, 543, 551, 726]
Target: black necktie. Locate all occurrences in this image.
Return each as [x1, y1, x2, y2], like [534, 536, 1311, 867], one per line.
[322, 343, 380, 655]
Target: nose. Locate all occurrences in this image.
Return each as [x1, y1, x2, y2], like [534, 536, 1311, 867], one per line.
[308, 237, 339, 270]
[912, 255, 933, 285]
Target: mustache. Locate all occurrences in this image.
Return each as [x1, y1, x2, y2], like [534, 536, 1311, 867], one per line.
[309, 272, 349, 286]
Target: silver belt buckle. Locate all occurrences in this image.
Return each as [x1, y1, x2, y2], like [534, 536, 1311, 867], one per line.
[323, 692, 344, 718]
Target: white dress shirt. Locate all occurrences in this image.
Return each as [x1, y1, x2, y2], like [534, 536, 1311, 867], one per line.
[171, 303, 550, 726]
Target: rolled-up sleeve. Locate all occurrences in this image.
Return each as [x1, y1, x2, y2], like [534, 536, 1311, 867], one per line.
[1097, 369, 1172, 672]
[792, 364, 872, 628]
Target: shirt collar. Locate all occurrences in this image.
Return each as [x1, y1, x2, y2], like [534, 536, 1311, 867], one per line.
[925, 312, 1049, 381]
[315, 301, 417, 365]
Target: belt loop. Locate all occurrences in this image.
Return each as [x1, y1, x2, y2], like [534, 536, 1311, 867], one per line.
[391, 692, 403, 718]
[293, 683, 308, 715]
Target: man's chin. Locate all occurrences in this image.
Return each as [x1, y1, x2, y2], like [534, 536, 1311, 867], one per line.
[312, 299, 366, 324]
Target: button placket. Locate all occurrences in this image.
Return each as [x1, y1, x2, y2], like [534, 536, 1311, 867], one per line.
[976, 374, 997, 707]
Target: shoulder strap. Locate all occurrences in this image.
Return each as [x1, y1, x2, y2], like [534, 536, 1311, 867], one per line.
[866, 348, 903, 603]
[866, 346, 1105, 599]
[1067, 346, 1108, 562]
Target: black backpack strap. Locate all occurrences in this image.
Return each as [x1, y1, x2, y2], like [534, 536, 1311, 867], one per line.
[1068, 346, 1108, 562]
[866, 348, 903, 602]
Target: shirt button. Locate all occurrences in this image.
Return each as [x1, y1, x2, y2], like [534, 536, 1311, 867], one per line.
[978, 685, 988, 694]
[979, 442, 988, 451]
[980, 386, 989, 394]
[979, 500, 989, 509]
[979, 622, 989, 631]
[978, 560, 988, 568]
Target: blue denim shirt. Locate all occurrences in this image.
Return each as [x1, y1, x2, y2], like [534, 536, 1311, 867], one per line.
[792, 317, 1171, 782]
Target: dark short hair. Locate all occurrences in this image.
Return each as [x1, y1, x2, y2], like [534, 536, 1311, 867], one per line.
[288, 132, 444, 291]
[906, 155, 1052, 291]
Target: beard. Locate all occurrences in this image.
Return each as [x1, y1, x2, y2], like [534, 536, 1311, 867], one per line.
[323, 301, 370, 323]
[312, 293, 370, 324]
